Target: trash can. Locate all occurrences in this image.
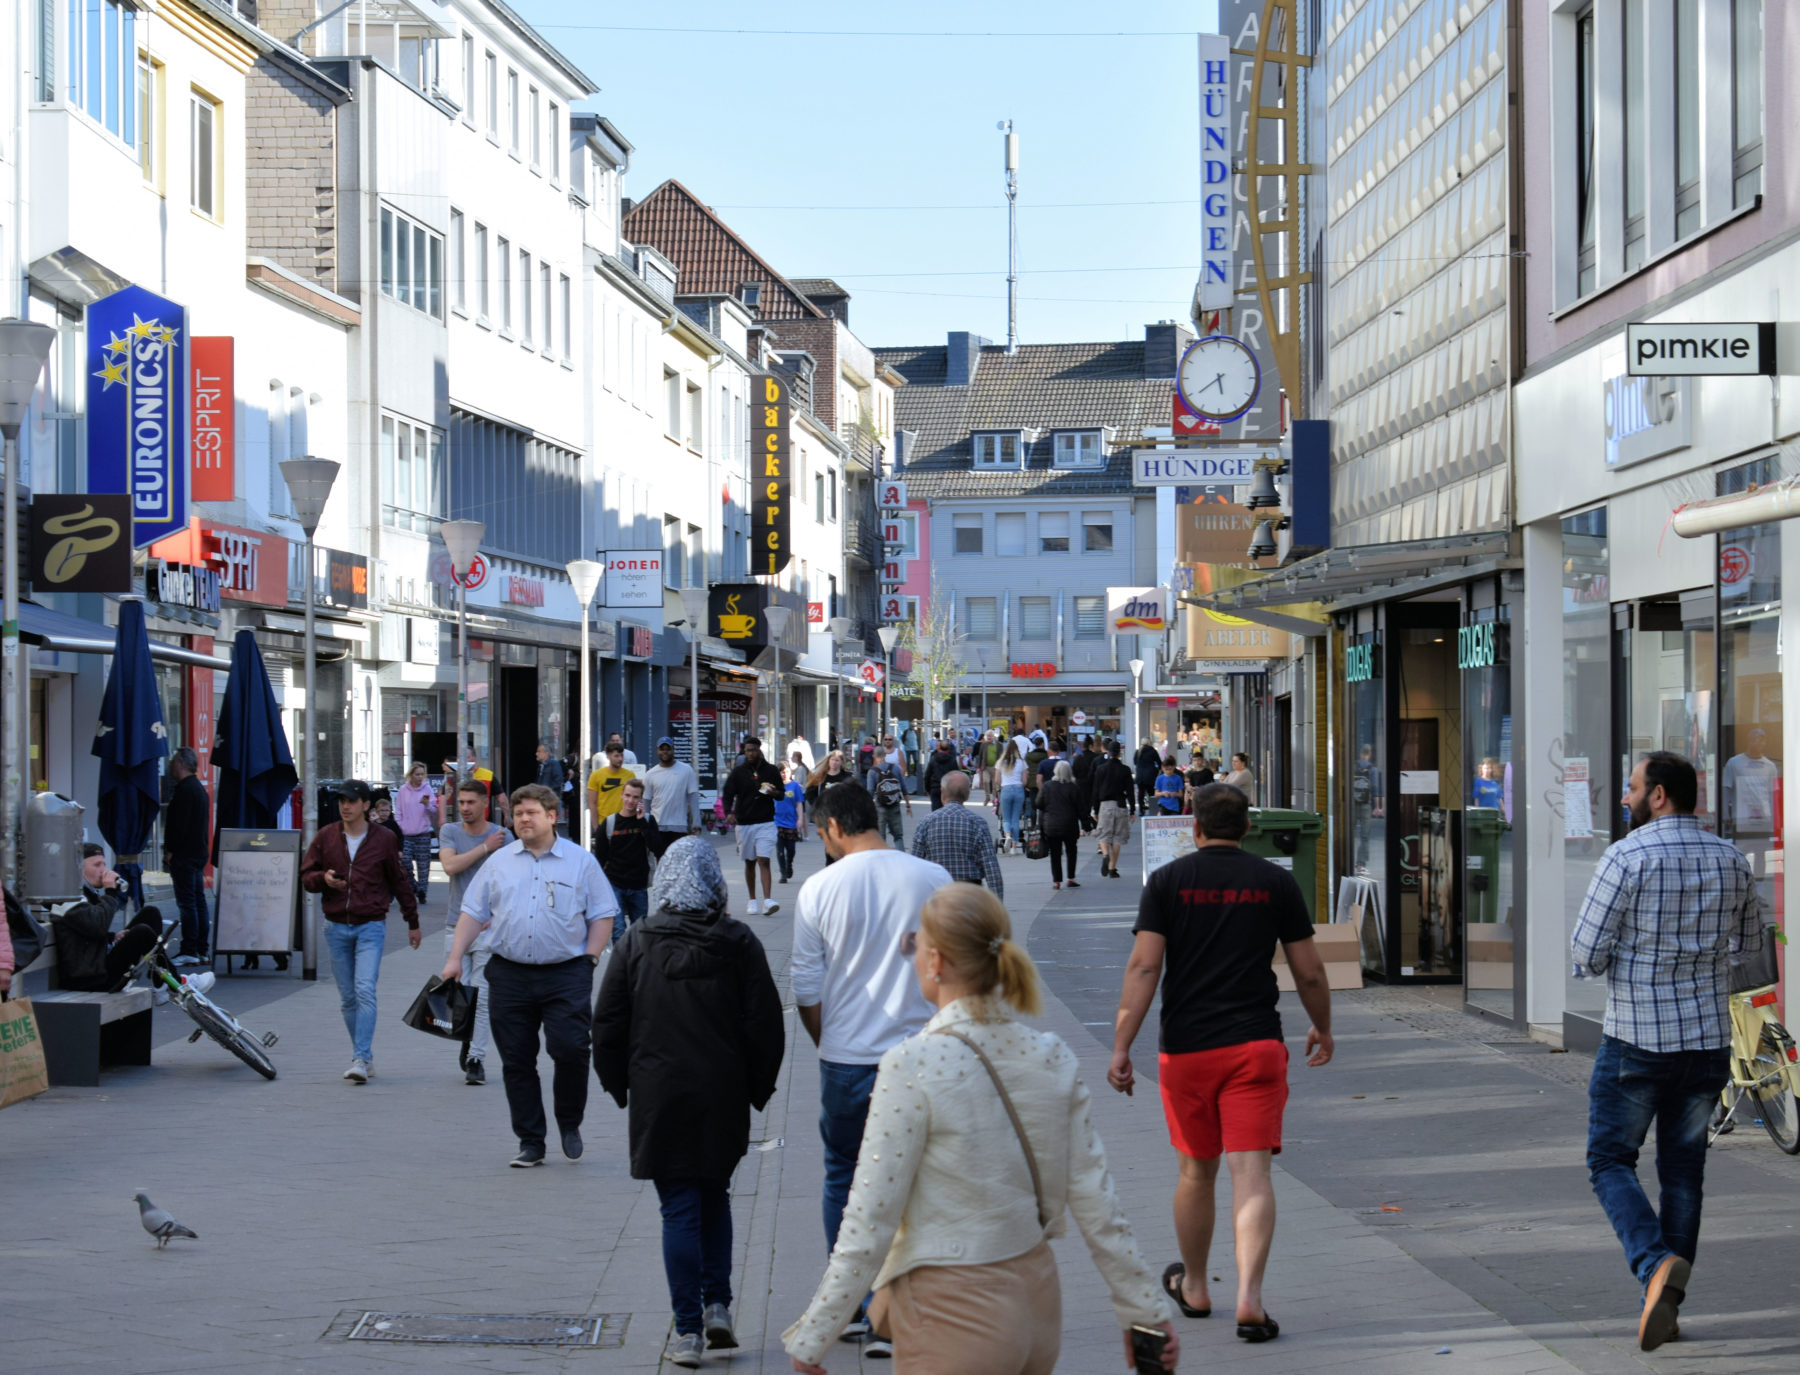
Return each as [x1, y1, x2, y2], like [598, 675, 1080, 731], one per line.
[1463, 807, 1509, 925]
[23, 791, 86, 902]
[1242, 808, 1324, 919]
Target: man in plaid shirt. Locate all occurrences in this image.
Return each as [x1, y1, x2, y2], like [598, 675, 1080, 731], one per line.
[1571, 750, 1762, 1352]
[908, 771, 1003, 897]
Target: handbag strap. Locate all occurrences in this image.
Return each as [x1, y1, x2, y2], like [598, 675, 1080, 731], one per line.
[932, 1026, 1049, 1229]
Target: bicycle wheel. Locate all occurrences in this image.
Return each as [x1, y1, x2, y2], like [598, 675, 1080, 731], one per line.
[1747, 1035, 1800, 1154]
[187, 1002, 278, 1080]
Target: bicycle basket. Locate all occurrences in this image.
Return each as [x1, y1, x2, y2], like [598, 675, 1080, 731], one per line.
[1728, 926, 1781, 993]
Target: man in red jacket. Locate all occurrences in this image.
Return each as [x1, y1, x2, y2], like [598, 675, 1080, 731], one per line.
[301, 779, 421, 1083]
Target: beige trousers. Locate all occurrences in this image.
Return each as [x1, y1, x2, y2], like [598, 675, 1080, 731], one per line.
[879, 1240, 1062, 1375]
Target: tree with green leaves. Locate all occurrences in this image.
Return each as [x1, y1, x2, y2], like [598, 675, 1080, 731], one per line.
[889, 587, 965, 728]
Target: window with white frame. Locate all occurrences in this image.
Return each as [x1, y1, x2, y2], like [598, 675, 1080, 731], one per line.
[815, 473, 826, 523]
[1082, 511, 1113, 553]
[529, 85, 541, 166]
[1073, 595, 1105, 638]
[380, 414, 445, 531]
[68, 0, 138, 145]
[484, 53, 498, 136]
[189, 90, 219, 219]
[549, 102, 561, 180]
[827, 469, 837, 520]
[137, 54, 161, 188]
[1019, 596, 1052, 640]
[1558, 0, 1764, 307]
[474, 223, 489, 319]
[1053, 430, 1104, 467]
[449, 209, 465, 312]
[519, 251, 532, 339]
[462, 34, 475, 123]
[972, 431, 1022, 468]
[507, 70, 520, 152]
[664, 370, 681, 439]
[687, 384, 703, 450]
[1039, 511, 1070, 553]
[539, 262, 552, 350]
[381, 206, 444, 318]
[496, 235, 511, 328]
[663, 515, 683, 588]
[953, 513, 983, 555]
[964, 597, 998, 639]
[560, 274, 571, 358]
[888, 509, 920, 558]
[995, 512, 1026, 556]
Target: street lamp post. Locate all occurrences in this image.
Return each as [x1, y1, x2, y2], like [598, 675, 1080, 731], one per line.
[762, 603, 792, 759]
[439, 521, 485, 786]
[0, 320, 56, 890]
[1128, 657, 1145, 755]
[876, 624, 900, 745]
[280, 457, 341, 981]
[566, 558, 603, 851]
[828, 616, 851, 748]
[680, 587, 709, 795]
[977, 645, 990, 740]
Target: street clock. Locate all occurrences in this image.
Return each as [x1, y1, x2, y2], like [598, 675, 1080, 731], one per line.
[1176, 335, 1261, 422]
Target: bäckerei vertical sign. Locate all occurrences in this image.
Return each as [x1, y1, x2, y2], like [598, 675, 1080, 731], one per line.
[752, 373, 792, 576]
[87, 285, 189, 548]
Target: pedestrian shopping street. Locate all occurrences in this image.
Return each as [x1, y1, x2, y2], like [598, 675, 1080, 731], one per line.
[5, 813, 1798, 1375]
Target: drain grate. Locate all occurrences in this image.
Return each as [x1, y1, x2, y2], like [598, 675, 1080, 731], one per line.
[345, 1312, 626, 1347]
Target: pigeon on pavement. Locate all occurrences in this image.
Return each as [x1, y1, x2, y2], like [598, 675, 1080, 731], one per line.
[135, 1193, 197, 1249]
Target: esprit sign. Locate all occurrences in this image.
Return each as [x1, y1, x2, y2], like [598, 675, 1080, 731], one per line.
[1010, 662, 1057, 679]
[1627, 322, 1776, 377]
[190, 336, 234, 501]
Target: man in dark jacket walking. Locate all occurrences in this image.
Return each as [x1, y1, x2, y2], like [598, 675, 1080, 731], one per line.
[593, 836, 784, 1369]
[301, 780, 422, 1083]
[162, 746, 212, 964]
[921, 737, 958, 810]
[1090, 740, 1139, 878]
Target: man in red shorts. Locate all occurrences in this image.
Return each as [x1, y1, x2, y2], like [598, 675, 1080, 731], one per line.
[1108, 782, 1333, 1344]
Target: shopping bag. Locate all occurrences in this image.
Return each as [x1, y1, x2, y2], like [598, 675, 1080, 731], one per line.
[1022, 825, 1048, 861]
[402, 975, 479, 1042]
[0, 998, 50, 1109]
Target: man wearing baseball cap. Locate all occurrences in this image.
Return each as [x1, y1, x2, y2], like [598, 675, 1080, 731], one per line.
[301, 779, 422, 1083]
[640, 736, 701, 858]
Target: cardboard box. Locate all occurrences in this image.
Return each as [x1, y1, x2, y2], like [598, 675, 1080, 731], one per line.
[1273, 923, 1363, 990]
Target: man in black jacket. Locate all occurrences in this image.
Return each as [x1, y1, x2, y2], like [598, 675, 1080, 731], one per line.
[720, 736, 784, 917]
[53, 845, 163, 992]
[921, 738, 958, 810]
[593, 779, 655, 940]
[1091, 739, 1139, 878]
[162, 746, 212, 964]
[593, 836, 784, 1366]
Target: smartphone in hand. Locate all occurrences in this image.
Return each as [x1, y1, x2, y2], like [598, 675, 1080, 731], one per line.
[1130, 1324, 1169, 1375]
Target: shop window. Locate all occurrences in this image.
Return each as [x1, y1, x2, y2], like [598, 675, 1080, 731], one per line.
[1562, 509, 1612, 1028]
[1346, 632, 1387, 976]
[1462, 603, 1515, 1018]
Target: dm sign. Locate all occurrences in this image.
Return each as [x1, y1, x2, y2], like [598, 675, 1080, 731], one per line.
[752, 373, 792, 576]
[88, 285, 188, 548]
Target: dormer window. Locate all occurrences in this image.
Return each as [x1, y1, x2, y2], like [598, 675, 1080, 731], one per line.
[973, 431, 1023, 469]
[1053, 430, 1105, 468]
[739, 282, 761, 309]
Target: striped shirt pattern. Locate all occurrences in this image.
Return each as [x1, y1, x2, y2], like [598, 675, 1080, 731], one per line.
[1571, 815, 1764, 1052]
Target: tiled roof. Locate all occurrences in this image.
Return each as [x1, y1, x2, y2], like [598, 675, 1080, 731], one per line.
[873, 340, 1170, 499]
[624, 181, 824, 322]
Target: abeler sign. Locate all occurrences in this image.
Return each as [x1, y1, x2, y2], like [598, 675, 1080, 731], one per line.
[87, 284, 189, 548]
[1626, 322, 1776, 377]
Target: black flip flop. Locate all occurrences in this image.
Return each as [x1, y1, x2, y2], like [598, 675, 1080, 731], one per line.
[1160, 1263, 1211, 1319]
[1236, 1313, 1279, 1343]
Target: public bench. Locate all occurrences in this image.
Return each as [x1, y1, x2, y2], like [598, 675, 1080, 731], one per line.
[14, 919, 157, 1086]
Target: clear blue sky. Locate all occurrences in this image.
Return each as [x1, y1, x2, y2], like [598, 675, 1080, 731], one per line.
[511, 1, 1220, 349]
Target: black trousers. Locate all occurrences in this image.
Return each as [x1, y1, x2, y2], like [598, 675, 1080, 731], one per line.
[65, 906, 164, 993]
[484, 955, 593, 1149]
[1045, 833, 1080, 885]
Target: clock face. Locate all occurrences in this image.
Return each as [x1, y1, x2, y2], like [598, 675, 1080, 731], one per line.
[1176, 336, 1261, 422]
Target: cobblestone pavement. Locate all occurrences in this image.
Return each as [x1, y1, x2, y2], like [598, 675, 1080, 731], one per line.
[5, 812, 1798, 1373]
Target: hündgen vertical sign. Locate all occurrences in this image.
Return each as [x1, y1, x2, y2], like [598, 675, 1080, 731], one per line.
[752, 373, 792, 576]
[1197, 33, 1233, 312]
[88, 284, 189, 548]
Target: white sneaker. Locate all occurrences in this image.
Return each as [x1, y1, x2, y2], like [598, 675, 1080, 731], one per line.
[182, 970, 216, 994]
[865, 1336, 894, 1359]
[344, 1059, 369, 1083]
[364, 1059, 375, 1078]
[748, 898, 763, 916]
[763, 900, 780, 916]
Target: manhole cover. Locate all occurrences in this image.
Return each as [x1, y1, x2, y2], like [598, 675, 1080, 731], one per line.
[346, 1313, 625, 1346]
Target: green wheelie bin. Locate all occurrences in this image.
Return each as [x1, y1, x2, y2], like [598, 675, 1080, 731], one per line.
[1242, 808, 1325, 920]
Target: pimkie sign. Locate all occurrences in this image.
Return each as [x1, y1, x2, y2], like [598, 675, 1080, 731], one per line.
[87, 284, 189, 547]
[751, 373, 792, 575]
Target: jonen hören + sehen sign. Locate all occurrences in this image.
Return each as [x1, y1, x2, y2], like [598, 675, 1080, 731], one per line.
[88, 285, 189, 548]
[752, 373, 792, 576]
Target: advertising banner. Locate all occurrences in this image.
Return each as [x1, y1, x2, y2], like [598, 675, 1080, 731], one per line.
[751, 373, 792, 575]
[87, 284, 188, 547]
[1107, 586, 1169, 636]
[190, 336, 234, 501]
[602, 550, 664, 609]
[29, 494, 134, 593]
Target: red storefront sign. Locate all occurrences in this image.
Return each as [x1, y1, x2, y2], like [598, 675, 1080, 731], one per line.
[629, 627, 654, 658]
[808, 600, 825, 627]
[504, 575, 545, 607]
[190, 337, 235, 501]
[1010, 662, 1057, 679]
[147, 517, 289, 607]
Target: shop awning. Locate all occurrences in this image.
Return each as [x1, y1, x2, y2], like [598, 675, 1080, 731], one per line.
[18, 601, 232, 670]
[1182, 531, 1514, 614]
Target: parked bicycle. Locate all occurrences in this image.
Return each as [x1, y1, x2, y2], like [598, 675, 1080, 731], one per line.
[1708, 926, 1797, 1153]
[126, 923, 279, 1080]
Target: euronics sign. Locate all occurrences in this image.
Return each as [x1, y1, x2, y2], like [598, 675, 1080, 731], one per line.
[87, 284, 189, 548]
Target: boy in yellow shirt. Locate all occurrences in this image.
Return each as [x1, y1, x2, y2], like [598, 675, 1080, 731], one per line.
[586, 743, 635, 840]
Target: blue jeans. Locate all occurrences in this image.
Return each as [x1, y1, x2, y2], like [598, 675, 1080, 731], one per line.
[612, 888, 648, 945]
[819, 1059, 881, 1252]
[168, 857, 210, 958]
[1000, 785, 1026, 843]
[324, 920, 387, 1062]
[1587, 1034, 1730, 1285]
[653, 1178, 734, 1335]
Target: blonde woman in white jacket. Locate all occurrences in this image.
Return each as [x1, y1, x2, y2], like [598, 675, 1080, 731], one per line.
[785, 883, 1177, 1374]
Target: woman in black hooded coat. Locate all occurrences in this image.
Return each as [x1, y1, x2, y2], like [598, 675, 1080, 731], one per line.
[592, 835, 785, 1360]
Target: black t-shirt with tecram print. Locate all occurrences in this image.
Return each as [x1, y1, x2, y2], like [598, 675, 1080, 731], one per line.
[1134, 845, 1316, 1055]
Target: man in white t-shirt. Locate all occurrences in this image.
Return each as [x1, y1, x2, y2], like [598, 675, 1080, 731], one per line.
[1723, 728, 1780, 836]
[791, 780, 951, 1353]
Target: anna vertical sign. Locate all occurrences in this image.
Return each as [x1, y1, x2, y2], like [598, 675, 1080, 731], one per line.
[87, 284, 189, 548]
[752, 373, 791, 576]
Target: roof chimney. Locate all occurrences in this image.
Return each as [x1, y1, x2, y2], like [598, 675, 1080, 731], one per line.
[946, 331, 990, 387]
[1144, 321, 1194, 379]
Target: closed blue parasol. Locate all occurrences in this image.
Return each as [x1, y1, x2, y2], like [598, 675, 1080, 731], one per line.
[211, 629, 298, 857]
[92, 599, 169, 907]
